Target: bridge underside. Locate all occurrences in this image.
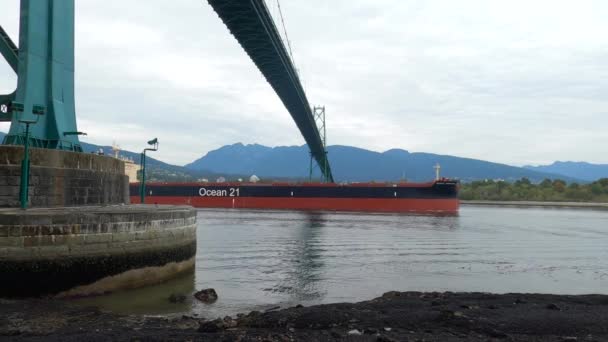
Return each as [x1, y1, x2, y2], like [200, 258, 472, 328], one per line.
[207, 0, 334, 182]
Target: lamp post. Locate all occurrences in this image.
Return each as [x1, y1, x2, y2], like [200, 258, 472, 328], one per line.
[14, 102, 45, 209]
[139, 138, 158, 204]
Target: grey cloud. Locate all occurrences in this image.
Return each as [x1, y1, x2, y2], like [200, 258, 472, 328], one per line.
[1, 0, 607, 166]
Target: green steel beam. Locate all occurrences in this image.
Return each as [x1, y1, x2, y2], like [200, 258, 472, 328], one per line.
[0, 25, 18, 73]
[2, 0, 82, 152]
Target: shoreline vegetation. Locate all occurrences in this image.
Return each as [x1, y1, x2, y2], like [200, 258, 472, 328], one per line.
[461, 200, 608, 209]
[2, 291, 607, 341]
[459, 178, 608, 203]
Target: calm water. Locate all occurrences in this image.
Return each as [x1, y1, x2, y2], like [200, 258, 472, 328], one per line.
[79, 205, 608, 317]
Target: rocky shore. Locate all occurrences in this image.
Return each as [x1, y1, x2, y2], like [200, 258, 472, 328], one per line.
[2, 291, 607, 341]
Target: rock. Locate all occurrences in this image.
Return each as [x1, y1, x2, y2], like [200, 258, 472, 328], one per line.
[515, 298, 527, 304]
[384, 327, 392, 332]
[330, 331, 342, 339]
[277, 318, 287, 326]
[483, 327, 509, 338]
[377, 336, 398, 342]
[198, 320, 222, 333]
[348, 329, 362, 335]
[364, 327, 377, 334]
[382, 291, 401, 298]
[168, 293, 187, 303]
[295, 304, 304, 308]
[223, 316, 237, 328]
[437, 310, 455, 320]
[194, 288, 218, 303]
[197, 319, 223, 333]
[562, 337, 578, 341]
[0, 329, 22, 336]
[546, 303, 561, 311]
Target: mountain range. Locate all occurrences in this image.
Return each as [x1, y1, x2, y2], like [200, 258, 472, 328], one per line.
[524, 161, 608, 182]
[185, 143, 588, 183]
[0, 130, 605, 182]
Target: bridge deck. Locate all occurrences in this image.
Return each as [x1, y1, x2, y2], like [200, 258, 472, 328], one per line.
[207, 0, 334, 182]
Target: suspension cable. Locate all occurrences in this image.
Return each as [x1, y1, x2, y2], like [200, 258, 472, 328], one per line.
[276, 0, 296, 69]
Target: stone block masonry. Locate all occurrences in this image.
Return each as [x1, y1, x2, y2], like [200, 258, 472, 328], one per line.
[0, 205, 197, 297]
[0, 146, 129, 207]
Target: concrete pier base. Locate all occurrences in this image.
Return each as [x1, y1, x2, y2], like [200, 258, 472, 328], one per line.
[0, 204, 197, 297]
[0, 146, 129, 208]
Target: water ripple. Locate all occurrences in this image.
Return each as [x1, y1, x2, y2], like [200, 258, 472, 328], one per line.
[191, 206, 608, 317]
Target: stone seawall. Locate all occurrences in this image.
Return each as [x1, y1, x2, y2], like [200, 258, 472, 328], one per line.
[0, 146, 129, 207]
[0, 205, 197, 297]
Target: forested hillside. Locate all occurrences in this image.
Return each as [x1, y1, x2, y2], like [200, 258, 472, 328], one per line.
[460, 178, 608, 202]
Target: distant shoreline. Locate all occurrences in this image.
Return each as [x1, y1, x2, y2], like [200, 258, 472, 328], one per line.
[461, 200, 608, 209]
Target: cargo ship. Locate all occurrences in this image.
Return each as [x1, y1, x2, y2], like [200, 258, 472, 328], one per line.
[129, 179, 459, 213]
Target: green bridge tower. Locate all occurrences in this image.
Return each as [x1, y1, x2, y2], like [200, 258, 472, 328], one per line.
[0, 0, 82, 151]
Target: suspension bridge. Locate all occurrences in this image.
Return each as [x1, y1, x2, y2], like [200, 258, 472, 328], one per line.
[0, 0, 333, 182]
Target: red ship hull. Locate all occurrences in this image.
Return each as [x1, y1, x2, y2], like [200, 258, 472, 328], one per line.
[129, 180, 460, 213]
[130, 195, 459, 213]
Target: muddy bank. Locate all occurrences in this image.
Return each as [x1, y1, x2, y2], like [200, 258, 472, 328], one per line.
[2, 291, 607, 341]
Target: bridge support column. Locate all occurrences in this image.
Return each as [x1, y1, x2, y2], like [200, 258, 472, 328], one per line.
[309, 106, 330, 183]
[2, 0, 82, 151]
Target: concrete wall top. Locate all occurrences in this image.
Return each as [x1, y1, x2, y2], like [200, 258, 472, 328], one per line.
[0, 204, 195, 228]
[0, 204, 197, 297]
[0, 145, 125, 174]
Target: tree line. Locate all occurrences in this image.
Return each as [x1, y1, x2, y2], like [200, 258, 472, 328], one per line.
[459, 178, 608, 202]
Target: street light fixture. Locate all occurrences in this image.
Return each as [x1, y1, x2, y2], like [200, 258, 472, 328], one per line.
[139, 138, 159, 204]
[15, 102, 45, 209]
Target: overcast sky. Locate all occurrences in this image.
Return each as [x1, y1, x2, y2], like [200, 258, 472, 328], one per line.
[1, 0, 607, 166]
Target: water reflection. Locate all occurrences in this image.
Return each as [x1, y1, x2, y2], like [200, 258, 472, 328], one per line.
[427, 214, 460, 230]
[271, 212, 326, 302]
